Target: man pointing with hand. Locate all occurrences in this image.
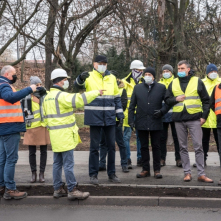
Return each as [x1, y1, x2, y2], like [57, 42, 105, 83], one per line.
[75, 55, 124, 185]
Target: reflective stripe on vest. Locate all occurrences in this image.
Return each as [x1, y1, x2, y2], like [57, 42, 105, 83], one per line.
[172, 77, 202, 114]
[215, 85, 221, 115]
[44, 91, 76, 130]
[0, 83, 24, 123]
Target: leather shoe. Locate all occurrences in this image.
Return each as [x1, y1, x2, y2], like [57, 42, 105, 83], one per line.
[154, 171, 163, 179]
[198, 175, 213, 183]
[136, 170, 151, 178]
[184, 174, 192, 182]
[122, 166, 129, 173]
[160, 159, 166, 167]
[39, 172, 45, 183]
[99, 167, 106, 171]
[176, 159, 182, 167]
[30, 172, 37, 183]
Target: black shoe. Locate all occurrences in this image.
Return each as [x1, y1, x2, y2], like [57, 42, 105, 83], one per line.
[137, 158, 143, 167]
[160, 159, 166, 167]
[127, 159, 133, 169]
[109, 174, 121, 183]
[176, 159, 182, 167]
[90, 175, 99, 185]
[99, 167, 106, 171]
[193, 163, 197, 167]
[218, 179, 221, 186]
[0, 186, 5, 196]
[122, 166, 129, 173]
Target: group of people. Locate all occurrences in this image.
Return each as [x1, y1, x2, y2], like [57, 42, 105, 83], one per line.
[0, 55, 221, 202]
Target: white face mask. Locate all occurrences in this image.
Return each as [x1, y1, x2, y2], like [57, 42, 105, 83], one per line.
[97, 65, 107, 74]
[163, 72, 171, 79]
[63, 80, 69, 89]
[209, 72, 218, 80]
[144, 76, 153, 84]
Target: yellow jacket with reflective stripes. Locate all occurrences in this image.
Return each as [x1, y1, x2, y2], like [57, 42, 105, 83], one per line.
[202, 76, 221, 128]
[43, 87, 100, 152]
[158, 75, 174, 89]
[26, 96, 46, 129]
[172, 76, 202, 114]
[121, 73, 142, 127]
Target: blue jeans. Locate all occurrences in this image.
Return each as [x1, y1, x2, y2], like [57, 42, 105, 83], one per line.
[53, 149, 77, 192]
[89, 125, 115, 177]
[0, 133, 20, 190]
[99, 126, 127, 168]
[123, 127, 141, 160]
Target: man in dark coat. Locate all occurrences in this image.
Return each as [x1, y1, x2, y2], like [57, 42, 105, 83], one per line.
[128, 67, 170, 179]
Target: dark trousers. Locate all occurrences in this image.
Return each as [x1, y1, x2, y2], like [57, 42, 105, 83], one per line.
[202, 127, 219, 161]
[216, 128, 221, 167]
[29, 145, 47, 173]
[99, 126, 127, 168]
[160, 122, 181, 161]
[138, 130, 162, 172]
[89, 125, 116, 177]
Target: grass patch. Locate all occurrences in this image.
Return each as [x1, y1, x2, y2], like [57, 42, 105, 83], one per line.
[75, 113, 88, 128]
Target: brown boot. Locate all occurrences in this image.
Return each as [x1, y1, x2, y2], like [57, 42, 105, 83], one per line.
[39, 172, 45, 183]
[154, 171, 163, 179]
[68, 187, 90, 200]
[3, 189, 27, 200]
[30, 172, 37, 183]
[198, 175, 213, 183]
[136, 170, 151, 178]
[184, 174, 192, 182]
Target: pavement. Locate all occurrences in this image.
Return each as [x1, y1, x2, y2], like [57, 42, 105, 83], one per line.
[1, 150, 221, 208]
[15, 150, 221, 186]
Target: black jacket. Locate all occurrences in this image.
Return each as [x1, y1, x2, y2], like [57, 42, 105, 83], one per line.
[128, 81, 170, 131]
[121, 88, 128, 111]
[165, 71, 210, 122]
[210, 84, 221, 128]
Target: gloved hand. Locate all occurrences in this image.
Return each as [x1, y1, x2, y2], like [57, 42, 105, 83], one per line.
[37, 87, 47, 96]
[153, 110, 162, 119]
[80, 71, 90, 81]
[117, 118, 123, 127]
[129, 122, 135, 131]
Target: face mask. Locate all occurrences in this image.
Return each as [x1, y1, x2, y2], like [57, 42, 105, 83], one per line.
[163, 72, 171, 79]
[177, 72, 186, 78]
[209, 72, 218, 80]
[63, 80, 69, 89]
[144, 76, 153, 84]
[10, 75, 17, 84]
[132, 69, 143, 82]
[97, 65, 107, 74]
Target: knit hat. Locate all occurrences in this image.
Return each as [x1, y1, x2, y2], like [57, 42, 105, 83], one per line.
[143, 67, 155, 77]
[206, 64, 218, 74]
[30, 76, 42, 85]
[94, 55, 108, 63]
[162, 64, 173, 73]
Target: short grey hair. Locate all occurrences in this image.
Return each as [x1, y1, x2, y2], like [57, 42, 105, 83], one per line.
[177, 60, 191, 68]
[1, 65, 15, 76]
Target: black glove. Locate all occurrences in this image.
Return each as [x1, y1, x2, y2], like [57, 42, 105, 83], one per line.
[129, 122, 135, 131]
[153, 110, 162, 119]
[117, 118, 123, 127]
[80, 71, 90, 81]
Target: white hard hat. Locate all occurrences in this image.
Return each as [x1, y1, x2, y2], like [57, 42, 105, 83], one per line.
[130, 60, 146, 70]
[51, 69, 70, 80]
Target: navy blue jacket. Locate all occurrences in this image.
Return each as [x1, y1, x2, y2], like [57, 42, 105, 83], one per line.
[0, 76, 33, 136]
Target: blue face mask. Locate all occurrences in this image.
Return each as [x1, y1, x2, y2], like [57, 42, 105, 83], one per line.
[177, 72, 186, 78]
[163, 72, 171, 79]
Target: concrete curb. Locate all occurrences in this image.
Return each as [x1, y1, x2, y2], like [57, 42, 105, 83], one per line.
[16, 183, 221, 190]
[1, 196, 221, 208]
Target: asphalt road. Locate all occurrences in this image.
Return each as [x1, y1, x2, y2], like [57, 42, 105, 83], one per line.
[0, 205, 221, 221]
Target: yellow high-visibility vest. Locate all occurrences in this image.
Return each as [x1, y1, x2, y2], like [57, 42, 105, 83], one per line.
[172, 76, 202, 114]
[43, 88, 99, 152]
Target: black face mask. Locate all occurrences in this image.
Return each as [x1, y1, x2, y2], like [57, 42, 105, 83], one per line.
[10, 75, 17, 84]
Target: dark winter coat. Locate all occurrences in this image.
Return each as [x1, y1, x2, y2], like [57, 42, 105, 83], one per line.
[128, 81, 170, 131]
